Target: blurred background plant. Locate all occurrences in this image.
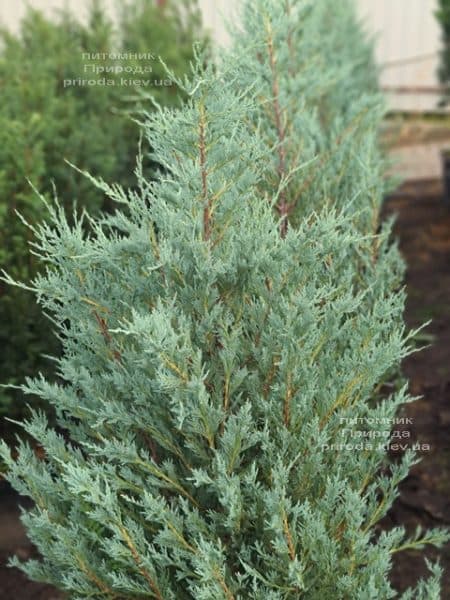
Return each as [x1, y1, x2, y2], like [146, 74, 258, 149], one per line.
[436, 0, 450, 101]
[0, 0, 206, 432]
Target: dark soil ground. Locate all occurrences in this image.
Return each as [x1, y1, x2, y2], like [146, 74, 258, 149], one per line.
[0, 484, 63, 599]
[380, 179, 450, 595]
[0, 178, 449, 598]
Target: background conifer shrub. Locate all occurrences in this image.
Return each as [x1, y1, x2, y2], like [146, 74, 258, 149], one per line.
[0, 0, 205, 423]
[225, 0, 405, 392]
[226, 0, 390, 234]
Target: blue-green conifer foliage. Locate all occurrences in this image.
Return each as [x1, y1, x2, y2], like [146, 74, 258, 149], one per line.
[1, 1, 448, 598]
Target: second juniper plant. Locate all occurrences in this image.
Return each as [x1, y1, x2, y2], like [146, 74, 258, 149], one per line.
[225, 0, 387, 236]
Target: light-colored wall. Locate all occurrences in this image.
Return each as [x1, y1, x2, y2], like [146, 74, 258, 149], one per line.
[197, 0, 234, 47]
[0, 0, 443, 111]
[359, 0, 441, 111]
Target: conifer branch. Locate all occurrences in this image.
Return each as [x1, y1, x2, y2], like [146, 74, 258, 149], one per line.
[220, 372, 231, 435]
[362, 496, 386, 533]
[119, 525, 164, 600]
[319, 375, 363, 430]
[289, 107, 370, 212]
[166, 521, 197, 554]
[136, 458, 200, 509]
[282, 509, 297, 561]
[93, 310, 122, 364]
[263, 355, 279, 398]
[265, 18, 289, 237]
[142, 431, 159, 464]
[76, 556, 116, 598]
[212, 567, 235, 600]
[198, 103, 211, 241]
[283, 372, 293, 428]
[140, 427, 192, 471]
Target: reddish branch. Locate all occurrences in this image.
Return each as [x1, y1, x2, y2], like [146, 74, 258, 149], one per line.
[142, 431, 160, 464]
[93, 310, 122, 364]
[198, 104, 212, 241]
[283, 373, 293, 428]
[266, 23, 289, 237]
[120, 526, 164, 600]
